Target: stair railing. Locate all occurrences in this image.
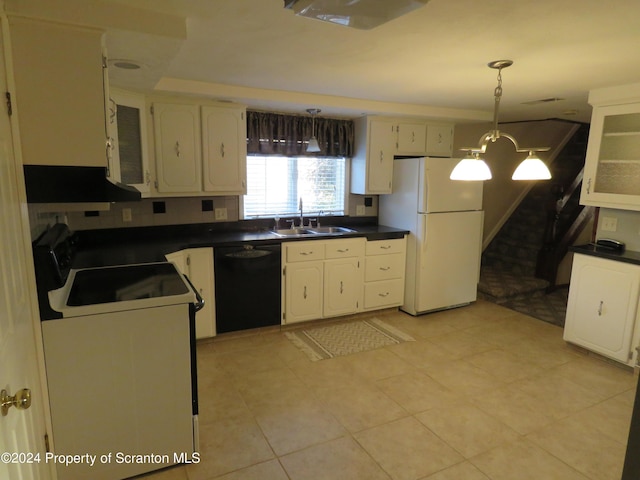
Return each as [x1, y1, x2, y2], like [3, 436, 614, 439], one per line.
[536, 166, 595, 291]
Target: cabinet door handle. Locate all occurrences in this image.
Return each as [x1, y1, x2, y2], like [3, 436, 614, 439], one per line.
[586, 177, 592, 194]
[379, 266, 391, 271]
[598, 300, 603, 316]
[438, 133, 443, 144]
[340, 281, 344, 294]
[300, 251, 314, 256]
[220, 142, 225, 158]
[175, 141, 181, 158]
[337, 248, 349, 253]
[380, 245, 391, 250]
[379, 150, 383, 162]
[378, 292, 389, 297]
[303, 285, 307, 299]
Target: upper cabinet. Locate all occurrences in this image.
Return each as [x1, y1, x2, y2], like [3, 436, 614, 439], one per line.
[581, 82, 640, 211]
[109, 89, 151, 193]
[351, 116, 454, 195]
[581, 103, 640, 210]
[395, 122, 453, 157]
[153, 103, 202, 193]
[201, 106, 247, 195]
[351, 117, 396, 194]
[9, 16, 107, 167]
[151, 101, 246, 196]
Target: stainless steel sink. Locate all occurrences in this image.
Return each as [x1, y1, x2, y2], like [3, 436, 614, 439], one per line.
[306, 226, 355, 235]
[270, 226, 355, 237]
[270, 228, 314, 237]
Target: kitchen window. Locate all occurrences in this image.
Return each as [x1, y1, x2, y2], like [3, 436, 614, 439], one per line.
[243, 155, 346, 218]
[243, 111, 354, 219]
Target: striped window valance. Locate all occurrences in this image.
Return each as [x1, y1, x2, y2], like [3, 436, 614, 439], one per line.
[246, 110, 354, 157]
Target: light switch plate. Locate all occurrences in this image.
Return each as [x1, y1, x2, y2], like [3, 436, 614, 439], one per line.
[215, 207, 228, 221]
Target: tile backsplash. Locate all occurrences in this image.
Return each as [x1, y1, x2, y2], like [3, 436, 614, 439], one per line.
[66, 196, 239, 231]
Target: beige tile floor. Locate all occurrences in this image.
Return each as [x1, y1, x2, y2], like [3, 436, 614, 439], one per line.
[141, 300, 638, 480]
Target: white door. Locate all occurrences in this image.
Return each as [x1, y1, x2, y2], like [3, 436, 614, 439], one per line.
[419, 157, 483, 213]
[414, 211, 483, 313]
[0, 19, 50, 480]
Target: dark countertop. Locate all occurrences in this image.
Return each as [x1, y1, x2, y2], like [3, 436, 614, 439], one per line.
[72, 219, 409, 269]
[570, 244, 640, 266]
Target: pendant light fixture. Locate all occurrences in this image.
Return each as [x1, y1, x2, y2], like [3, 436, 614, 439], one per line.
[451, 60, 552, 181]
[306, 108, 321, 153]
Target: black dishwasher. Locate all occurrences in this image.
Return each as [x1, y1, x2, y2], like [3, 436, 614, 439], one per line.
[214, 243, 281, 333]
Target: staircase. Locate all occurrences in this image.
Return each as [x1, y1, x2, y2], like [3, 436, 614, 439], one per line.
[478, 123, 592, 311]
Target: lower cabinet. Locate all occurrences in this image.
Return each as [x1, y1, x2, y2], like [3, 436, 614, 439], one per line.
[363, 237, 407, 310]
[166, 248, 216, 338]
[564, 253, 640, 365]
[283, 238, 365, 324]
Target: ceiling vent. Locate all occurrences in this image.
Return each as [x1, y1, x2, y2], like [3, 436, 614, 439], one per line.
[522, 97, 565, 105]
[283, 0, 430, 30]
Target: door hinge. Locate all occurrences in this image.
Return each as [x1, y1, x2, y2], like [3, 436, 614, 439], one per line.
[282, 266, 286, 275]
[44, 433, 50, 453]
[5, 92, 12, 116]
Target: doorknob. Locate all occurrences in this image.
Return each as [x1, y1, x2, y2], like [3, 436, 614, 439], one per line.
[1, 388, 31, 416]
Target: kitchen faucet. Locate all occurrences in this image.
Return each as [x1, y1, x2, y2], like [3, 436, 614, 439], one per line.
[299, 197, 304, 227]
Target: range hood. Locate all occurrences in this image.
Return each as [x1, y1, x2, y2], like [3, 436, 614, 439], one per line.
[23, 165, 141, 203]
[283, 0, 430, 29]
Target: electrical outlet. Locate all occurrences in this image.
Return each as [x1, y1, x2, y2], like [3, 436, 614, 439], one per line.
[122, 208, 132, 222]
[214, 207, 228, 221]
[601, 216, 618, 232]
[356, 205, 366, 216]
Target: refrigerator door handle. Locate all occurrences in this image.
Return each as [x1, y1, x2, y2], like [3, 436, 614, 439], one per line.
[421, 220, 428, 268]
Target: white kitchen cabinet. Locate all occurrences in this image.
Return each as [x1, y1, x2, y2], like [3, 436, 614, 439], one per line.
[166, 248, 216, 338]
[352, 116, 454, 195]
[202, 105, 247, 195]
[396, 122, 453, 157]
[351, 117, 396, 194]
[396, 122, 427, 155]
[153, 103, 202, 193]
[285, 260, 324, 323]
[9, 16, 107, 168]
[581, 102, 640, 210]
[563, 253, 640, 365]
[109, 89, 151, 193]
[363, 237, 407, 310]
[426, 124, 454, 157]
[282, 238, 364, 324]
[151, 102, 247, 196]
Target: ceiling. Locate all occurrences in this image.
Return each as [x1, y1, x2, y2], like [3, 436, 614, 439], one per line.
[57, 0, 640, 123]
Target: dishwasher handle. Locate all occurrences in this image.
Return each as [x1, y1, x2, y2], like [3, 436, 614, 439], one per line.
[183, 274, 205, 312]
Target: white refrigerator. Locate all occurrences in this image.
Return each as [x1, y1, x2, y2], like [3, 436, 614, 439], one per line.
[379, 157, 484, 315]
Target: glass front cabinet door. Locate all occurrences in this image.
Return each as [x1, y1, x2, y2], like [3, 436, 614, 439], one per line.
[109, 89, 151, 194]
[581, 103, 640, 210]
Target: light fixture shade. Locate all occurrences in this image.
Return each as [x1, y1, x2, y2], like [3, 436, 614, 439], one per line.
[450, 155, 492, 181]
[512, 153, 551, 180]
[307, 136, 321, 152]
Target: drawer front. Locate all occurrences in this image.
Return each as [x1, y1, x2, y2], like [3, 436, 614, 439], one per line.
[366, 238, 405, 256]
[365, 253, 404, 282]
[285, 241, 325, 262]
[325, 238, 365, 259]
[364, 279, 404, 309]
